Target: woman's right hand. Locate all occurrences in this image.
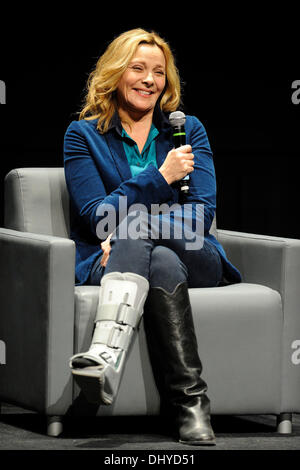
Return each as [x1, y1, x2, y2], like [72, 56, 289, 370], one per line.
[158, 145, 194, 185]
[100, 233, 113, 267]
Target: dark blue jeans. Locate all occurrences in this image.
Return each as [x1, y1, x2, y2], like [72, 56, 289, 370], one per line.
[89, 212, 223, 293]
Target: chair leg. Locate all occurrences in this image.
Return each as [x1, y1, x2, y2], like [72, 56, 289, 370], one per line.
[277, 413, 292, 434]
[47, 416, 63, 437]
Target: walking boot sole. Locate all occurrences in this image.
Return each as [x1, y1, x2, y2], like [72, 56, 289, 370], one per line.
[71, 367, 112, 405]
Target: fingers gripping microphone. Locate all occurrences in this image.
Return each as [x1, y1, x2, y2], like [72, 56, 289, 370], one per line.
[169, 111, 189, 194]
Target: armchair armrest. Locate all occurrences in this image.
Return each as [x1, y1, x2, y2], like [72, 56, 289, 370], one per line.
[217, 229, 300, 291]
[218, 229, 300, 411]
[0, 228, 75, 415]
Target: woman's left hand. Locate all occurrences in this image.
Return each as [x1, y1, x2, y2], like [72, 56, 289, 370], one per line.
[100, 233, 113, 267]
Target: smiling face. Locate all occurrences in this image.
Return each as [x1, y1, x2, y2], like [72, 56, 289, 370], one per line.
[116, 44, 166, 120]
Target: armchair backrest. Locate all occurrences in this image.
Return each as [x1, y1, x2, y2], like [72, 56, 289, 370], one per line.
[4, 167, 218, 240]
[4, 168, 70, 238]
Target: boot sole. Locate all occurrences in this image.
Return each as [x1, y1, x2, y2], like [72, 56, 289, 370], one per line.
[179, 438, 216, 446]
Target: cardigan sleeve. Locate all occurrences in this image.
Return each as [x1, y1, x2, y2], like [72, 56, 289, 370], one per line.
[184, 116, 216, 233]
[64, 120, 174, 240]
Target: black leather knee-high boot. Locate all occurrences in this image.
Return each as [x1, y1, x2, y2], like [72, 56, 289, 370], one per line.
[143, 282, 216, 446]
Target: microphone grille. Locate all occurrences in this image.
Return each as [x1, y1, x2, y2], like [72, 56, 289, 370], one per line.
[169, 111, 186, 127]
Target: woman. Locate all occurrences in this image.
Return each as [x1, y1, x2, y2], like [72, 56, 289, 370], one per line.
[64, 28, 241, 446]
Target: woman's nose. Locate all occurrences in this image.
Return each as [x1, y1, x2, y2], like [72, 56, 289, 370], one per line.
[142, 71, 154, 85]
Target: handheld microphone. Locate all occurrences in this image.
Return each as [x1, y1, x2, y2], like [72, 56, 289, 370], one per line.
[169, 111, 189, 194]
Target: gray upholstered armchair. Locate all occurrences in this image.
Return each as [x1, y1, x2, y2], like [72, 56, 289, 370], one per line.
[1, 168, 300, 437]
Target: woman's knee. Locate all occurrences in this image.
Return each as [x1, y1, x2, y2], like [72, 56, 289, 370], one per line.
[149, 246, 188, 292]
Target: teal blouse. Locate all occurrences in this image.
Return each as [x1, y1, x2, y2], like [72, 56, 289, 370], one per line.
[121, 124, 159, 177]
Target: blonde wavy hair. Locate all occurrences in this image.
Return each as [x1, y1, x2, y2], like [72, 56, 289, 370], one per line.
[79, 28, 181, 133]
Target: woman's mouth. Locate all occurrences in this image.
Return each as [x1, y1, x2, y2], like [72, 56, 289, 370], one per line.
[134, 89, 154, 97]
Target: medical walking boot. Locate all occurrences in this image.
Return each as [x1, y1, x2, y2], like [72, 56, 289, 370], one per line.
[143, 281, 216, 446]
[70, 272, 149, 405]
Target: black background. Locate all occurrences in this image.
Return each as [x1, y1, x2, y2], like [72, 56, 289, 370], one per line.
[1, 12, 299, 239]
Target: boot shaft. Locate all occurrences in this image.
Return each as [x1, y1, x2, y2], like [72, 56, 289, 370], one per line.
[144, 282, 208, 405]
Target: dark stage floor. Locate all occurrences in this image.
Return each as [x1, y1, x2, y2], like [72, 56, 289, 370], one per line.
[0, 403, 300, 453]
